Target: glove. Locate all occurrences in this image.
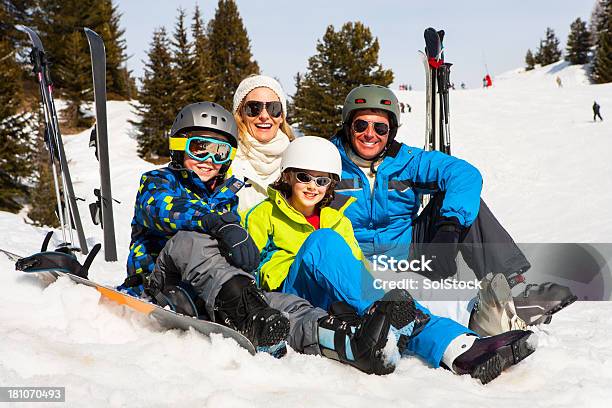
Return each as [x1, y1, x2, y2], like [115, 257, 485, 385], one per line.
[425, 217, 463, 280]
[202, 212, 260, 272]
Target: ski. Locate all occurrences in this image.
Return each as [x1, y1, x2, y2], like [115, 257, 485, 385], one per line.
[424, 27, 441, 153]
[422, 27, 453, 155]
[436, 29, 452, 156]
[1, 247, 257, 355]
[419, 50, 433, 152]
[16, 25, 89, 255]
[84, 28, 118, 262]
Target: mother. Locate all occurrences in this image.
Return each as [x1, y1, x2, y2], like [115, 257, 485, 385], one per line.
[231, 75, 295, 211]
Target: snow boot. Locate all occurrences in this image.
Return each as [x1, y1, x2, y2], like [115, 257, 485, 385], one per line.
[469, 273, 527, 336]
[317, 289, 419, 375]
[509, 274, 577, 326]
[452, 330, 536, 385]
[215, 276, 289, 358]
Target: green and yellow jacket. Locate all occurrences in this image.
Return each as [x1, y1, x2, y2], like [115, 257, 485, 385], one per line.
[242, 187, 363, 291]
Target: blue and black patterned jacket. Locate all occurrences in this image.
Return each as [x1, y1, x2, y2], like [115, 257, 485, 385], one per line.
[126, 167, 243, 278]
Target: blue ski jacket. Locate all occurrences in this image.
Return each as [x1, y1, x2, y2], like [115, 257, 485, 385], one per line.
[330, 132, 483, 260]
[126, 167, 243, 278]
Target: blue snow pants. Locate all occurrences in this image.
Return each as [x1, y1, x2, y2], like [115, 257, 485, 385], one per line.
[282, 229, 475, 368]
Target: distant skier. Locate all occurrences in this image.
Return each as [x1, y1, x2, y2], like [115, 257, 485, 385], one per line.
[556, 76, 563, 88]
[485, 74, 492, 87]
[400, 102, 405, 113]
[461, 82, 466, 89]
[593, 101, 603, 121]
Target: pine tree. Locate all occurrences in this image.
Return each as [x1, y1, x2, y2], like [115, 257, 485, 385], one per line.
[34, 0, 94, 129]
[593, 0, 612, 83]
[525, 49, 536, 70]
[130, 27, 177, 160]
[27, 137, 60, 228]
[192, 5, 213, 101]
[590, 0, 607, 44]
[172, 7, 199, 107]
[535, 27, 562, 66]
[93, 0, 130, 99]
[35, 0, 131, 100]
[2, 0, 36, 47]
[566, 18, 592, 64]
[293, 22, 394, 138]
[207, 0, 259, 110]
[0, 38, 36, 212]
[35, 0, 93, 90]
[59, 31, 93, 130]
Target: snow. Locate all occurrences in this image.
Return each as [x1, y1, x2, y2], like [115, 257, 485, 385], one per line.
[395, 61, 612, 242]
[1, 62, 612, 406]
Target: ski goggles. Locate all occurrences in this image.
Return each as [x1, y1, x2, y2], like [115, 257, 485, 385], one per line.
[352, 119, 390, 136]
[294, 172, 332, 188]
[243, 100, 283, 118]
[171, 136, 234, 164]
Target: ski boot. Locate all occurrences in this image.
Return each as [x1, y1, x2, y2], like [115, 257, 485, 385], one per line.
[215, 276, 289, 358]
[378, 289, 429, 353]
[452, 330, 536, 384]
[469, 273, 527, 336]
[317, 289, 419, 375]
[508, 274, 577, 326]
[328, 289, 428, 355]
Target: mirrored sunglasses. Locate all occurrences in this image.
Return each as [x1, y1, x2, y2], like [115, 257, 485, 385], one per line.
[352, 119, 390, 136]
[243, 100, 283, 118]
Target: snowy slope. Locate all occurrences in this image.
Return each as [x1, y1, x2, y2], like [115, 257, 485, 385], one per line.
[1, 63, 612, 407]
[395, 60, 612, 242]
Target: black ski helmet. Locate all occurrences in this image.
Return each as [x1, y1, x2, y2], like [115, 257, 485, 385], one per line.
[169, 102, 238, 171]
[341, 85, 401, 159]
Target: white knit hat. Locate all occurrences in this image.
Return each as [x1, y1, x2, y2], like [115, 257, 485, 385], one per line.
[232, 75, 287, 116]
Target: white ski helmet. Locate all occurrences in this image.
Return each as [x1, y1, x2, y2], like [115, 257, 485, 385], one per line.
[280, 136, 342, 178]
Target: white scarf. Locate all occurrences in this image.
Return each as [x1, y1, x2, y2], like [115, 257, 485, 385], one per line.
[236, 130, 290, 186]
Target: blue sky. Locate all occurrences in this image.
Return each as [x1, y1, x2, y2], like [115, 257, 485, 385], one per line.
[116, 0, 595, 95]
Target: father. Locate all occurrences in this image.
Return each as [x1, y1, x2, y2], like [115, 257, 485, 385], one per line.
[330, 84, 575, 334]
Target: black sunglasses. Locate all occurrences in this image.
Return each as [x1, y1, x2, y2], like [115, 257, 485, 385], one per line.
[243, 101, 283, 118]
[295, 172, 332, 187]
[352, 119, 390, 136]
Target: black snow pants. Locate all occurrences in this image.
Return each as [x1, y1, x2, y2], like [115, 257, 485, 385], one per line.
[410, 193, 531, 281]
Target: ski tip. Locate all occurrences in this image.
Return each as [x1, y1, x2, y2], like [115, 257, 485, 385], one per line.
[83, 27, 102, 39]
[15, 25, 34, 35]
[15, 24, 30, 35]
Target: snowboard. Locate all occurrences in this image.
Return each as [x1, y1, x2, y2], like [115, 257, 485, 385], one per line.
[1, 248, 256, 355]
